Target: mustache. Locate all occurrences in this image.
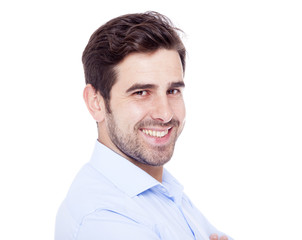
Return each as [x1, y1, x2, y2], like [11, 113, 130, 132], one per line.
[136, 118, 180, 129]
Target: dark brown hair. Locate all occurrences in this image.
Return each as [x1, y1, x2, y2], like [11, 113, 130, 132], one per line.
[82, 11, 186, 111]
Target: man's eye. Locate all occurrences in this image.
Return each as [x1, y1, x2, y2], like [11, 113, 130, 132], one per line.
[134, 90, 148, 96]
[167, 89, 180, 95]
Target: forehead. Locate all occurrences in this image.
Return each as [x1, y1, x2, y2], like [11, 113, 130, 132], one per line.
[114, 49, 184, 89]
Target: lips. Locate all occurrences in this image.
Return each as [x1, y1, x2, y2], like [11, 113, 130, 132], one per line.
[137, 119, 179, 143]
[141, 128, 170, 138]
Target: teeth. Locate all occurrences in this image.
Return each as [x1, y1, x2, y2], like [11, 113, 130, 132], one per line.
[142, 129, 169, 138]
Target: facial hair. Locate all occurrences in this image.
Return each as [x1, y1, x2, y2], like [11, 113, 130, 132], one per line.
[105, 112, 180, 166]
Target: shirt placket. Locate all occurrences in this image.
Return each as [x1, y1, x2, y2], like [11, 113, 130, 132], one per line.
[158, 186, 197, 239]
[180, 206, 210, 240]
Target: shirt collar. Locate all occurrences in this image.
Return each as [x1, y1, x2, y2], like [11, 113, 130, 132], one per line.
[161, 169, 184, 205]
[89, 140, 160, 198]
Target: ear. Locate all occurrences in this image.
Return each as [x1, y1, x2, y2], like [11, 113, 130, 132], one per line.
[83, 84, 106, 123]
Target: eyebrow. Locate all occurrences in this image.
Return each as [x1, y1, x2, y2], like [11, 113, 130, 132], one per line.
[126, 83, 157, 93]
[170, 81, 185, 89]
[126, 81, 185, 93]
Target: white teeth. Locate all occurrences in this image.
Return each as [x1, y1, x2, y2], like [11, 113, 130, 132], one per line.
[142, 129, 169, 138]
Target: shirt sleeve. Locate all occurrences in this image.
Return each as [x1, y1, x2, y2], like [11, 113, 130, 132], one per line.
[75, 209, 161, 240]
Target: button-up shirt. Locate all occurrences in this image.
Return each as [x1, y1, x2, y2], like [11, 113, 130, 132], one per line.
[55, 141, 232, 240]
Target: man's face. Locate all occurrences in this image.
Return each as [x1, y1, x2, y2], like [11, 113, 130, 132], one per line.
[101, 49, 186, 166]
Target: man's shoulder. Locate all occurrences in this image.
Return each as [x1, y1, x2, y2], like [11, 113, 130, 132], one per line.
[58, 163, 131, 224]
[56, 162, 153, 239]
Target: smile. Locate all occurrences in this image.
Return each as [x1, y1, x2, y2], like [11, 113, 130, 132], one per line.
[142, 128, 170, 138]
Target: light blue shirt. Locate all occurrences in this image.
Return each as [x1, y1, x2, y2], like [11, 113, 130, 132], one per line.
[55, 141, 232, 240]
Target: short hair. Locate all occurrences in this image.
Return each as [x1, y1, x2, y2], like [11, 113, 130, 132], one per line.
[82, 11, 186, 112]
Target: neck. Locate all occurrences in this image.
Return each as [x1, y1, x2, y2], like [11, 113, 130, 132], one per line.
[97, 138, 164, 183]
[129, 159, 164, 183]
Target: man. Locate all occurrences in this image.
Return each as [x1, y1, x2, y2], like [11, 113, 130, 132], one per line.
[55, 12, 232, 240]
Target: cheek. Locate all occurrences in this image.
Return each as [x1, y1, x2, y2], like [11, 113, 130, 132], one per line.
[128, 102, 149, 118]
[114, 102, 148, 128]
[173, 100, 186, 123]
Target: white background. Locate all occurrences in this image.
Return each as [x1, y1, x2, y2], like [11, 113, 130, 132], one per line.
[0, 0, 301, 239]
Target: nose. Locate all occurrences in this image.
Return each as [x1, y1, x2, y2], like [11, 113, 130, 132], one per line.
[150, 95, 173, 123]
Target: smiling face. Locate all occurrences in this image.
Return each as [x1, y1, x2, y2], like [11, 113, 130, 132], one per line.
[99, 49, 186, 167]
